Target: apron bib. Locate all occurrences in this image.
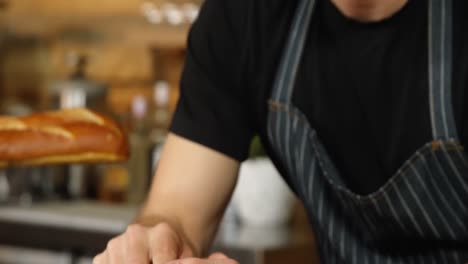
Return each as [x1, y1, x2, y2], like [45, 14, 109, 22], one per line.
[266, 0, 468, 263]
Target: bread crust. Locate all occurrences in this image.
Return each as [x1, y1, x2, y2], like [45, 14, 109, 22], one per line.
[0, 108, 129, 168]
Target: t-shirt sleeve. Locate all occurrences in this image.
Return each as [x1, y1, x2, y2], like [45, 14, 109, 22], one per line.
[170, 0, 254, 161]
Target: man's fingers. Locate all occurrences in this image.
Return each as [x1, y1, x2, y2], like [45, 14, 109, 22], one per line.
[149, 223, 180, 264]
[208, 253, 229, 259]
[166, 258, 238, 264]
[106, 237, 125, 264]
[92, 253, 106, 264]
[93, 222, 184, 264]
[124, 224, 150, 263]
[166, 255, 238, 264]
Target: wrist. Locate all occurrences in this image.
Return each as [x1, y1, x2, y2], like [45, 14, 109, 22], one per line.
[133, 212, 202, 257]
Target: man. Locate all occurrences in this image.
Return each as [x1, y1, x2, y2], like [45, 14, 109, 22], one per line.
[94, 0, 468, 263]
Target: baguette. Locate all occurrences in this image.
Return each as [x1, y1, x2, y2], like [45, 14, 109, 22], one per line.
[0, 108, 129, 168]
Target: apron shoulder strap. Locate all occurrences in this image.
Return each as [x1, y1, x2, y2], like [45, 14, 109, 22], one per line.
[429, 0, 458, 140]
[270, 0, 316, 103]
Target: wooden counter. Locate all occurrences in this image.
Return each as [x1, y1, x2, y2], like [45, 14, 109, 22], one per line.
[0, 201, 319, 263]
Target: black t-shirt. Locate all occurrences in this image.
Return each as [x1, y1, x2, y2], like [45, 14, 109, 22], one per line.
[170, 0, 468, 195]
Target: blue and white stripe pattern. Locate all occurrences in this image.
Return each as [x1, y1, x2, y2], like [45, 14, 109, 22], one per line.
[267, 0, 468, 263]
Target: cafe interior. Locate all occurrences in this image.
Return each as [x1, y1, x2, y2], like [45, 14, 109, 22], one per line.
[0, 0, 317, 263]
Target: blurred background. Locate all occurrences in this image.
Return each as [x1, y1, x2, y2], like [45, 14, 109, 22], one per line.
[0, 1, 317, 263]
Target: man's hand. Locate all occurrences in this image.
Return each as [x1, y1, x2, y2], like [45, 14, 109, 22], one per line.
[167, 253, 239, 264]
[94, 134, 241, 264]
[93, 222, 194, 264]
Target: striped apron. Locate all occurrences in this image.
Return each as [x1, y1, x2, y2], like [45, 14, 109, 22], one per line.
[267, 0, 468, 263]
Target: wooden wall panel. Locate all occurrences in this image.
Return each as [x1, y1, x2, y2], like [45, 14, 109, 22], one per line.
[6, 0, 141, 17]
[1, 0, 191, 113]
[1, 39, 48, 106]
[2, 0, 193, 48]
[48, 41, 154, 82]
[6, 0, 200, 17]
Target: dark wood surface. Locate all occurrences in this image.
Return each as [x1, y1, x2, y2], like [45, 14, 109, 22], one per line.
[0, 219, 114, 256]
[0, 220, 319, 263]
[0, 201, 317, 263]
[0, 0, 8, 10]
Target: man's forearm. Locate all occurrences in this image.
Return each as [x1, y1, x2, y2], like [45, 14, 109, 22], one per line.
[132, 134, 240, 257]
